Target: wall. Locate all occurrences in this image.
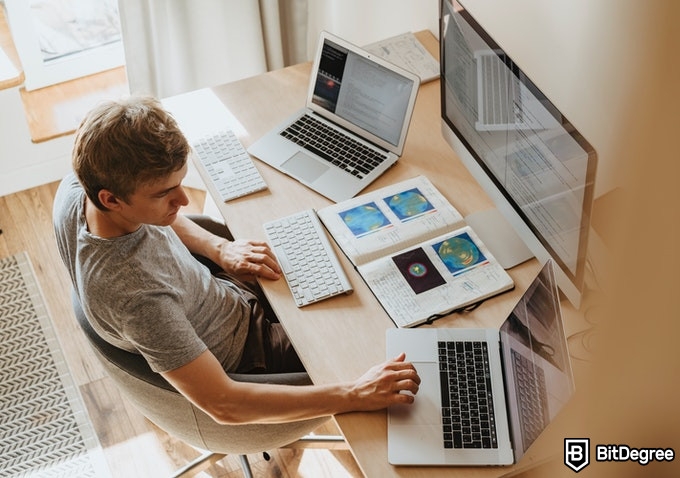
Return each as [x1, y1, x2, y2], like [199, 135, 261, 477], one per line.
[463, 0, 661, 197]
[0, 86, 74, 197]
[307, 0, 439, 53]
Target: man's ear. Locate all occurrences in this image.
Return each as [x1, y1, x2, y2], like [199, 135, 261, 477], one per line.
[97, 189, 122, 211]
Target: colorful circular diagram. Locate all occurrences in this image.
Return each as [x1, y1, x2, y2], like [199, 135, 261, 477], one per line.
[387, 189, 433, 219]
[437, 236, 480, 271]
[340, 204, 390, 236]
[408, 262, 428, 277]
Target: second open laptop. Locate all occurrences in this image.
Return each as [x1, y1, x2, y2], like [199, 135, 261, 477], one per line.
[386, 260, 575, 466]
[247, 31, 421, 203]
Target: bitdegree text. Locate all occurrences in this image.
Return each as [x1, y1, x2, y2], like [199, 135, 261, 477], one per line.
[596, 445, 674, 465]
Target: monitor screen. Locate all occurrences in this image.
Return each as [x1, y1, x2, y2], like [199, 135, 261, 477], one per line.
[439, 0, 597, 308]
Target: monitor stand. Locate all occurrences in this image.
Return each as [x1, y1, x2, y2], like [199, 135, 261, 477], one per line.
[465, 208, 533, 269]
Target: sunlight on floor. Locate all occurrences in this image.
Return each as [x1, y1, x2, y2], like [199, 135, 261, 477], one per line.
[104, 432, 176, 477]
[190, 448, 361, 478]
[295, 449, 360, 477]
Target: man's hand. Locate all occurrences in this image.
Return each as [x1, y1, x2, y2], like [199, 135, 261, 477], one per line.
[170, 215, 282, 280]
[348, 353, 421, 410]
[216, 238, 282, 281]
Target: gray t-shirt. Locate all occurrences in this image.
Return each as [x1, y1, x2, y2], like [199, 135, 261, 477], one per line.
[53, 174, 250, 373]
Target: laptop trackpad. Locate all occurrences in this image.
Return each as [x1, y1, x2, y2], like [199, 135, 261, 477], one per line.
[389, 362, 440, 425]
[282, 151, 329, 183]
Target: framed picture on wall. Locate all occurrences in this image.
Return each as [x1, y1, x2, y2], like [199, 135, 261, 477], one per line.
[4, 0, 125, 91]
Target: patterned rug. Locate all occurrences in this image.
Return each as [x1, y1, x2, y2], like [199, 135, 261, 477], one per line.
[0, 252, 110, 478]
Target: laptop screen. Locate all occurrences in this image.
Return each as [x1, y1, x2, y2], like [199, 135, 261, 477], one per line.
[310, 35, 418, 149]
[499, 261, 574, 459]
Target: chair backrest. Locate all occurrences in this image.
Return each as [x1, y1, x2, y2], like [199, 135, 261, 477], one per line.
[72, 292, 327, 455]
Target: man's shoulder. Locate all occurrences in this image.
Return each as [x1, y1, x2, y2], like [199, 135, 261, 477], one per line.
[54, 174, 83, 216]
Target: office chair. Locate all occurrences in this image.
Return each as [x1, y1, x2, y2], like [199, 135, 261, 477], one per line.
[71, 216, 346, 477]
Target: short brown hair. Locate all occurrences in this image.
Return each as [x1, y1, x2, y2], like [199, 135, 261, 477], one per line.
[72, 96, 190, 210]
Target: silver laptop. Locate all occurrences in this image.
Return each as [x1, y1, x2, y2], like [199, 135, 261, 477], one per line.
[247, 31, 421, 203]
[386, 260, 574, 466]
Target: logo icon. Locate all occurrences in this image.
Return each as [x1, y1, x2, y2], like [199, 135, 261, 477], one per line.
[565, 438, 590, 472]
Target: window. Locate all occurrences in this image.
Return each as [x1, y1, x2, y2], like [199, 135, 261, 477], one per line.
[4, 0, 124, 90]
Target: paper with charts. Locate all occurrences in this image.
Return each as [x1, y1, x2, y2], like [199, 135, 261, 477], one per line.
[317, 176, 513, 327]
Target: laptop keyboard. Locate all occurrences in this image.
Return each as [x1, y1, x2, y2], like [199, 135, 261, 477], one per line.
[511, 349, 549, 451]
[439, 341, 498, 449]
[264, 209, 353, 307]
[280, 114, 388, 179]
[192, 129, 267, 202]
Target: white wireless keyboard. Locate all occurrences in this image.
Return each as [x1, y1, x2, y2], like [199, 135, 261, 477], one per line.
[192, 130, 267, 202]
[264, 209, 353, 307]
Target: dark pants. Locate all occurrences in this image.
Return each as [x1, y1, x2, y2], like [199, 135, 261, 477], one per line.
[187, 215, 304, 374]
[236, 293, 305, 374]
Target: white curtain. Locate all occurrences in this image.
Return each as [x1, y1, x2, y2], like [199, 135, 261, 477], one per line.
[118, 0, 438, 99]
[118, 0, 300, 98]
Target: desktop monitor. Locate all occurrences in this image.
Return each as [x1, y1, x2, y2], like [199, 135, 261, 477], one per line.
[439, 0, 597, 309]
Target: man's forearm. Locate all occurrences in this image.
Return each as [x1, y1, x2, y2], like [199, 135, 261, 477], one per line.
[162, 350, 419, 425]
[170, 214, 225, 264]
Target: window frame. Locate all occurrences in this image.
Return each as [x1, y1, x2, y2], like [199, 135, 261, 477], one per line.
[4, 0, 124, 90]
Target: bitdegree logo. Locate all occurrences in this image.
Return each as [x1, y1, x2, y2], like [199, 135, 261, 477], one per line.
[565, 438, 676, 472]
[596, 444, 675, 466]
[565, 439, 590, 472]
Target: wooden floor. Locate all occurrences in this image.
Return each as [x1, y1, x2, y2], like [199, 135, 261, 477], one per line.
[0, 182, 363, 478]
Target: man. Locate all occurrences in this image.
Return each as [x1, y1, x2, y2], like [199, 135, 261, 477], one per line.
[53, 96, 420, 425]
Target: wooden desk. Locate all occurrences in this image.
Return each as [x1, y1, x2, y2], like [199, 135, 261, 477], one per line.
[195, 31, 586, 477]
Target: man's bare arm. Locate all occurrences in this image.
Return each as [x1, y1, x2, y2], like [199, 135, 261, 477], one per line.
[161, 349, 420, 425]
